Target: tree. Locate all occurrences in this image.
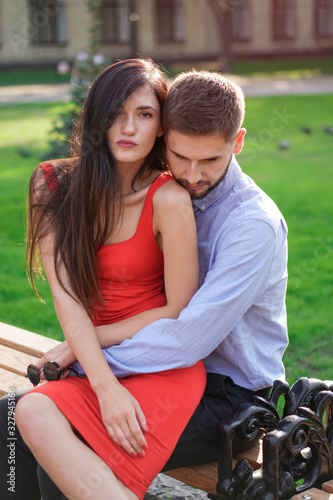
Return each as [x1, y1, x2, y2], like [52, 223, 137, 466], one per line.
[47, 0, 105, 158]
[209, 0, 233, 72]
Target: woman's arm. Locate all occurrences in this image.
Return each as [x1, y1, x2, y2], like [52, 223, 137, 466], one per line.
[31, 171, 148, 456]
[39, 230, 148, 456]
[33, 181, 198, 355]
[95, 180, 199, 347]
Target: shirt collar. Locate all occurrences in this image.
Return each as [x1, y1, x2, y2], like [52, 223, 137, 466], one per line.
[192, 156, 242, 214]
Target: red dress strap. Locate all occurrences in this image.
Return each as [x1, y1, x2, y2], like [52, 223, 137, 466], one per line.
[40, 162, 60, 196]
[135, 172, 174, 235]
[145, 172, 174, 199]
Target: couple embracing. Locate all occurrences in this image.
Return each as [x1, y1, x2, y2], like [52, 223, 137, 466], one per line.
[0, 58, 288, 500]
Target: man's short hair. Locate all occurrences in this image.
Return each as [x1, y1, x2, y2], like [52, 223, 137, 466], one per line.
[163, 70, 245, 142]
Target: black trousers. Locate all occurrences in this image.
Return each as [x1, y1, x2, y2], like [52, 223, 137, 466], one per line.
[0, 374, 270, 500]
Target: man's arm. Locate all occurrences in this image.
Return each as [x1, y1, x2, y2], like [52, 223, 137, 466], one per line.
[86, 218, 285, 378]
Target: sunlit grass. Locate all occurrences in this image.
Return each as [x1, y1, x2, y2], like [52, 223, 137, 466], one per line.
[239, 93, 333, 384]
[0, 68, 69, 86]
[231, 56, 333, 77]
[0, 102, 72, 341]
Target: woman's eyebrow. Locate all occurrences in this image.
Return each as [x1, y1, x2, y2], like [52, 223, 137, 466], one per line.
[136, 105, 158, 112]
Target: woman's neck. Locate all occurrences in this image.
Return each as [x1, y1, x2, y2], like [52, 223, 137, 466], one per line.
[119, 163, 159, 196]
[117, 160, 144, 194]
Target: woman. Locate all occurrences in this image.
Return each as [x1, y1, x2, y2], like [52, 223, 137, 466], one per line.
[15, 58, 206, 500]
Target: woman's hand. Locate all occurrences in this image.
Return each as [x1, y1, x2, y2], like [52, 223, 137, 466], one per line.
[35, 340, 77, 379]
[97, 382, 148, 457]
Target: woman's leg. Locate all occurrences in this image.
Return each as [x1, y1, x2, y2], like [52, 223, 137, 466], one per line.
[15, 393, 139, 500]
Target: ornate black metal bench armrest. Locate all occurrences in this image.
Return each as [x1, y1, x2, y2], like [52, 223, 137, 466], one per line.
[209, 378, 333, 500]
[209, 380, 285, 499]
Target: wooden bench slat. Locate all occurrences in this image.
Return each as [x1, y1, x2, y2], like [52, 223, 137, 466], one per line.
[323, 481, 333, 493]
[290, 488, 333, 499]
[188, 461, 218, 476]
[233, 440, 262, 470]
[0, 343, 39, 376]
[164, 465, 217, 494]
[0, 367, 36, 397]
[165, 440, 263, 494]
[0, 322, 60, 357]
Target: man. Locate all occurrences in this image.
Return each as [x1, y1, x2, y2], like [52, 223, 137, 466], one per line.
[0, 70, 288, 499]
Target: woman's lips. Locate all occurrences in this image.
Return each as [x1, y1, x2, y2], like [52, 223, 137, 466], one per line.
[117, 140, 137, 148]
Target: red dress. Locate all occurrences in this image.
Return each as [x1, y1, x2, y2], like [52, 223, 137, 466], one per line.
[26, 163, 206, 499]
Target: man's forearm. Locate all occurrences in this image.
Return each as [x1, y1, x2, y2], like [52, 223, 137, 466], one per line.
[100, 220, 280, 378]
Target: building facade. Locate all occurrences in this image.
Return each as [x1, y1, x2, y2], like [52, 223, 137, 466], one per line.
[0, 0, 332, 68]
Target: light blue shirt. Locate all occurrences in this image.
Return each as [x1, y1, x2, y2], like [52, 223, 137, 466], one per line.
[74, 157, 288, 391]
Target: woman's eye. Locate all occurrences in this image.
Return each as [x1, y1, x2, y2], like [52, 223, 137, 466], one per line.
[140, 112, 153, 118]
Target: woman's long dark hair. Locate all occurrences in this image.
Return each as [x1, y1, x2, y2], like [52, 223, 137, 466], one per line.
[26, 58, 168, 318]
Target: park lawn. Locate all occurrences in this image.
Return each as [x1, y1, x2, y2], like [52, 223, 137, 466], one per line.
[0, 68, 70, 86]
[0, 94, 332, 385]
[0, 102, 72, 340]
[231, 56, 333, 77]
[1, 56, 332, 86]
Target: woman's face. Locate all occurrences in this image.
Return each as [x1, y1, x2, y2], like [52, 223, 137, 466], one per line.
[107, 84, 163, 171]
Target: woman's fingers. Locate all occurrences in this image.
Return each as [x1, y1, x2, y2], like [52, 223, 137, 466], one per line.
[135, 403, 148, 433]
[59, 369, 71, 379]
[103, 410, 148, 456]
[99, 384, 149, 457]
[126, 411, 148, 453]
[39, 341, 76, 368]
[105, 421, 144, 456]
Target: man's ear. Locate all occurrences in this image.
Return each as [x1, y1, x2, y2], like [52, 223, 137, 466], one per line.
[233, 128, 246, 155]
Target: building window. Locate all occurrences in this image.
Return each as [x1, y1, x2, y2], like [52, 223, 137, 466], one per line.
[315, 0, 333, 38]
[99, 0, 130, 44]
[231, 0, 251, 41]
[272, 0, 295, 40]
[155, 0, 185, 43]
[29, 0, 67, 45]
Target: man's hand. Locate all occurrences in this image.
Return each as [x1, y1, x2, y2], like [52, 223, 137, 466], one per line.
[35, 340, 77, 379]
[97, 383, 148, 457]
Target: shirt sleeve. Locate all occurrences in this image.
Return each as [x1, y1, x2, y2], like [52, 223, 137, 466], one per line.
[93, 219, 279, 377]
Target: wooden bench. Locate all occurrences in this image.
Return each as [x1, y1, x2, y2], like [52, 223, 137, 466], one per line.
[0, 321, 59, 397]
[1, 321, 333, 499]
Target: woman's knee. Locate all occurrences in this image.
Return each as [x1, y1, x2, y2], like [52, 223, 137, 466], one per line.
[15, 393, 54, 445]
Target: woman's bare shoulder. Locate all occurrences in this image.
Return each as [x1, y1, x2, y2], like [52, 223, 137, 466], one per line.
[152, 176, 194, 233]
[153, 175, 191, 207]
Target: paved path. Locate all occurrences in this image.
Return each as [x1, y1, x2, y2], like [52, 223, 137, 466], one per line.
[0, 74, 332, 104]
[0, 83, 71, 104]
[232, 73, 333, 96]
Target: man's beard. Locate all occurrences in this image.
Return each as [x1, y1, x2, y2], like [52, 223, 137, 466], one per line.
[176, 154, 233, 200]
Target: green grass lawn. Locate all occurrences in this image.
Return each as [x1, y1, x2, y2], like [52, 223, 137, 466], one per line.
[0, 68, 70, 86]
[231, 56, 333, 77]
[163, 56, 333, 79]
[0, 102, 71, 340]
[0, 94, 332, 386]
[2, 56, 332, 87]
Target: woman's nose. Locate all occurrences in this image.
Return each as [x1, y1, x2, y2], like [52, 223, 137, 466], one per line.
[121, 115, 135, 135]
